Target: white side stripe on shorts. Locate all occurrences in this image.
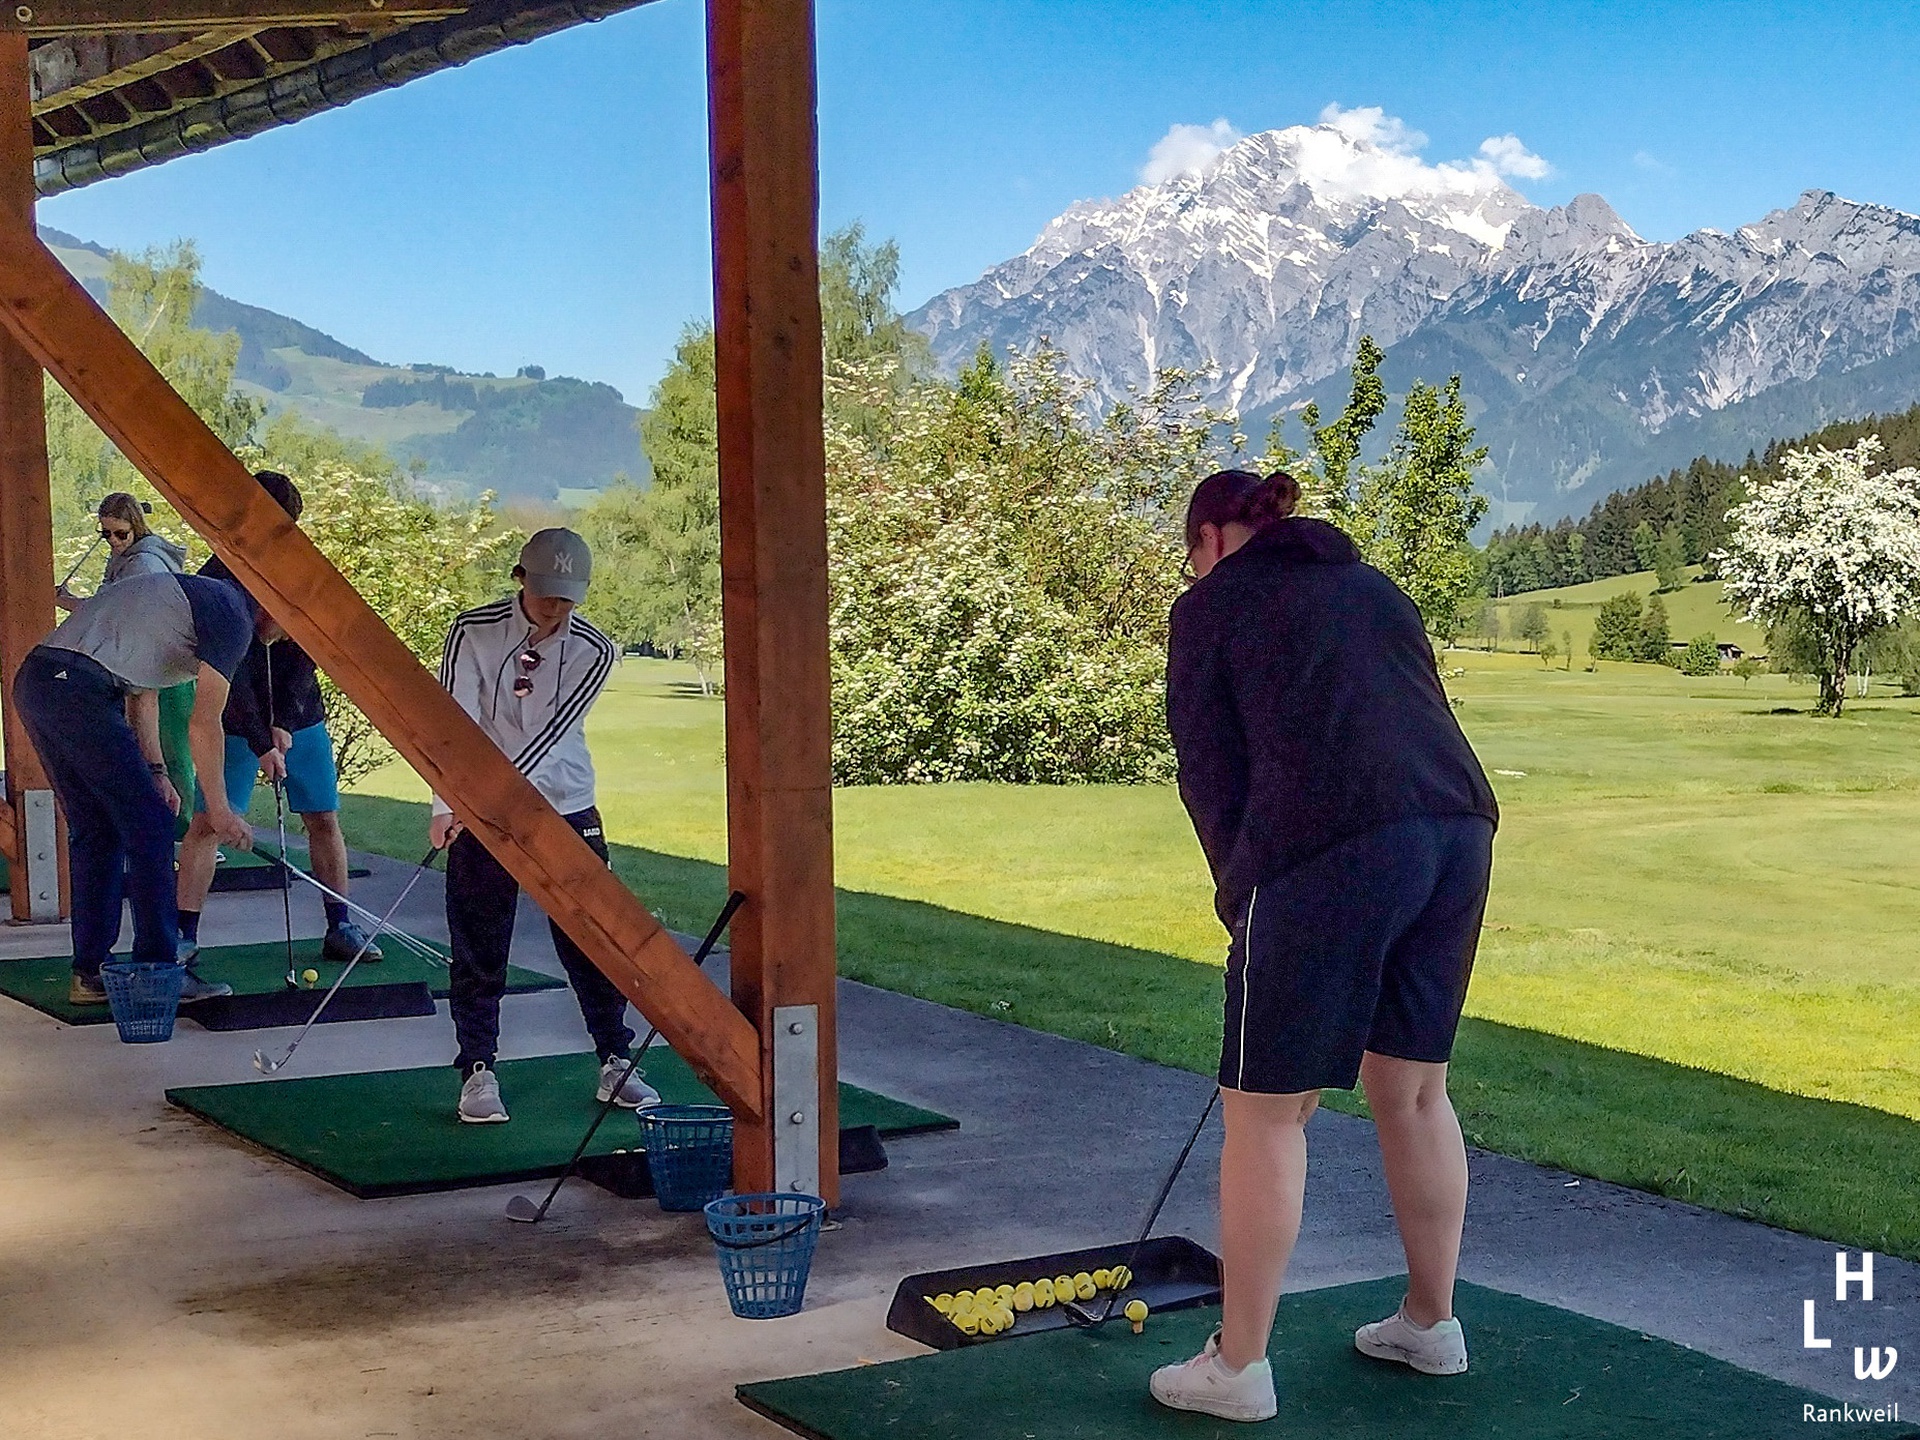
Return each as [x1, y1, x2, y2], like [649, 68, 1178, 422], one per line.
[1236, 885, 1258, 1089]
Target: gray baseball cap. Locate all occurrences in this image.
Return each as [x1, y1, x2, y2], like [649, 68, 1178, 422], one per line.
[518, 527, 591, 602]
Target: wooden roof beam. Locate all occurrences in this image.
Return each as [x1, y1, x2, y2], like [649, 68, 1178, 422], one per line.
[6, 5, 468, 36]
[0, 225, 764, 1119]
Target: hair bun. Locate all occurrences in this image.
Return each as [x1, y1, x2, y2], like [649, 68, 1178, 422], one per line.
[1246, 470, 1300, 526]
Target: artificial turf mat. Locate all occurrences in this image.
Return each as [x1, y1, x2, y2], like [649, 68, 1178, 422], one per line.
[739, 1276, 1915, 1440]
[166, 1048, 957, 1198]
[0, 937, 563, 1028]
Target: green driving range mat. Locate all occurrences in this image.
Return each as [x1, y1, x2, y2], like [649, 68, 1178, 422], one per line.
[739, 1276, 1914, 1440]
[166, 1048, 957, 1197]
[0, 937, 562, 1027]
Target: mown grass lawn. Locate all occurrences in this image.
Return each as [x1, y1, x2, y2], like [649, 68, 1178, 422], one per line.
[335, 654, 1920, 1258]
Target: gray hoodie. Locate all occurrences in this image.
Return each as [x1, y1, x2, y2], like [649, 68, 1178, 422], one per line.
[102, 533, 187, 586]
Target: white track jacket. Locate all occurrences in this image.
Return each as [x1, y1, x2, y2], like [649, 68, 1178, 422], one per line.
[430, 595, 617, 820]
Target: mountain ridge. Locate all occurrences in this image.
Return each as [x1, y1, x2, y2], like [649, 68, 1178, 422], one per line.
[909, 122, 1920, 525]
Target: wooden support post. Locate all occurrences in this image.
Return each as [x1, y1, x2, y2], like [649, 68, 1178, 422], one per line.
[0, 226, 763, 1118]
[0, 30, 61, 922]
[707, 0, 838, 1202]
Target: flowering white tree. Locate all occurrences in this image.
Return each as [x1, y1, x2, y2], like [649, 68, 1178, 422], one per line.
[1715, 438, 1920, 715]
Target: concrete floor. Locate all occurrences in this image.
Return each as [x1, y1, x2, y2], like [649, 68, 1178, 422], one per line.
[1, 844, 1912, 1438]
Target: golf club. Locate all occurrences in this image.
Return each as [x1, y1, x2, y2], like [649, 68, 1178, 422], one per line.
[1064, 1085, 1220, 1330]
[270, 774, 298, 989]
[504, 889, 747, 1224]
[56, 532, 105, 591]
[250, 845, 443, 1075]
[263, 852, 450, 965]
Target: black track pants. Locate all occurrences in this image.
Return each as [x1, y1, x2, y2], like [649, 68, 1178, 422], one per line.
[446, 806, 635, 1071]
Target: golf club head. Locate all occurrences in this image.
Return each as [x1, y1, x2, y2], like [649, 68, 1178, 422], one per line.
[251, 1050, 278, 1074]
[504, 1195, 544, 1224]
[1062, 1299, 1116, 1329]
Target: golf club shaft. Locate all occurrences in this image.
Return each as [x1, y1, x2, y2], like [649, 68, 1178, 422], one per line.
[517, 890, 747, 1221]
[260, 845, 447, 962]
[272, 776, 297, 988]
[1090, 1086, 1219, 1326]
[258, 847, 441, 1071]
[57, 533, 105, 590]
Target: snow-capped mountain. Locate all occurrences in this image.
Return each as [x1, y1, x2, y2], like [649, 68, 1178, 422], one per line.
[910, 122, 1920, 524]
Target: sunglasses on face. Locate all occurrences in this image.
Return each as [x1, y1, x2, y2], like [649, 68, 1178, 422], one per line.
[100, 526, 133, 543]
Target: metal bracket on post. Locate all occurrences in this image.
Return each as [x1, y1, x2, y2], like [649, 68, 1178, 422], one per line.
[772, 1003, 820, 1199]
[21, 788, 57, 920]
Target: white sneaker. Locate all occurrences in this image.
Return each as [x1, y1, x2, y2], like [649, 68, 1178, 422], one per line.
[458, 1063, 509, 1124]
[596, 1057, 662, 1109]
[1354, 1302, 1469, 1375]
[1148, 1328, 1277, 1422]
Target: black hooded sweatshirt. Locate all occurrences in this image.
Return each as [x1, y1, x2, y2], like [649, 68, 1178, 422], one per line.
[1166, 517, 1498, 928]
[198, 553, 327, 755]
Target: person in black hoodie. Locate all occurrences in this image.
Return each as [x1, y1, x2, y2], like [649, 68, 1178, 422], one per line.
[173, 471, 381, 966]
[1147, 470, 1499, 1423]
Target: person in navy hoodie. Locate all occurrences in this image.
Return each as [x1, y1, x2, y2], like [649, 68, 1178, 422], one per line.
[1147, 469, 1498, 1423]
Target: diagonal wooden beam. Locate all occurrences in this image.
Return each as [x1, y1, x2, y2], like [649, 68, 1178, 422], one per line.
[3, 4, 466, 35]
[0, 798, 16, 864]
[0, 225, 762, 1118]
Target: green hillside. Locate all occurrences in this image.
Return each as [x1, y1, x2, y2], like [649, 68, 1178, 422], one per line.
[1473, 567, 1768, 660]
[40, 228, 644, 503]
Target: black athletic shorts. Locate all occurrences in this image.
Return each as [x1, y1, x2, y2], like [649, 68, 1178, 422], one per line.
[1219, 813, 1494, 1095]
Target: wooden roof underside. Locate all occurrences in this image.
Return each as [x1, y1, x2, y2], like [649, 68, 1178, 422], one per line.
[14, 1, 655, 195]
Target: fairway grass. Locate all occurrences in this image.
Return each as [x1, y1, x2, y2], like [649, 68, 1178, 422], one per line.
[338, 656, 1920, 1257]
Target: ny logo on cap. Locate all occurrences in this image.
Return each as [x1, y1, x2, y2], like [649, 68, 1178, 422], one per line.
[552, 554, 573, 574]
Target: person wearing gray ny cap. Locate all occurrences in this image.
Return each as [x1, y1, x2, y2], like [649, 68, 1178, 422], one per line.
[428, 529, 654, 1124]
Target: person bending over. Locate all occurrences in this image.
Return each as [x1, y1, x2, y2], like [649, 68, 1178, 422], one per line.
[430, 528, 654, 1124]
[174, 471, 381, 967]
[1148, 469, 1499, 1423]
[11, 570, 273, 1006]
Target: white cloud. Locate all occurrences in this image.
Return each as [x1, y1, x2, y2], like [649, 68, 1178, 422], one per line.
[1633, 149, 1675, 175]
[1477, 134, 1552, 180]
[1283, 103, 1554, 203]
[1139, 119, 1244, 184]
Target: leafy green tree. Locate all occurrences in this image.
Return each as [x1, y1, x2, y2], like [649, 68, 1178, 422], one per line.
[1592, 591, 1643, 662]
[1653, 524, 1688, 592]
[1677, 633, 1722, 676]
[1351, 375, 1490, 635]
[1476, 601, 1501, 652]
[1516, 601, 1550, 652]
[1566, 531, 1587, 583]
[1631, 519, 1658, 574]
[1635, 592, 1673, 662]
[1733, 655, 1762, 687]
[1269, 334, 1386, 518]
[47, 242, 264, 581]
[1561, 629, 1573, 671]
[256, 433, 518, 783]
[1538, 636, 1559, 669]
[582, 323, 724, 691]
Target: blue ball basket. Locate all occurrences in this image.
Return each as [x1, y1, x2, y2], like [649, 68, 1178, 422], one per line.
[636, 1104, 735, 1212]
[100, 960, 184, 1044]
[705, 1192, 826, 1319]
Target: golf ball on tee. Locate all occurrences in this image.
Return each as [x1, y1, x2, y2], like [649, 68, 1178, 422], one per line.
[301, 968, 319, 985]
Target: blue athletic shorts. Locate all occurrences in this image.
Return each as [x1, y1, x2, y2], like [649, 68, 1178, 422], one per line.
[1220, 814, 1494, 1095]
[194, 722, 340, 816]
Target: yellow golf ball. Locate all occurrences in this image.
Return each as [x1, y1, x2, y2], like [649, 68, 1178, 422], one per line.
[975, 1310, 1000, 1336]
[995, 1283, 1015, 1304]
[301, 968, 319, 985]
[1073, 1273, 1097, 1301]
[954, 1311, 981, 1336]
[1012, 1283, 1035, 1313]
[952, 1292, 975, 1314]
[1125, 1299, 1150, 1333]
[974, 1287, 999, 1309]
[1055, 1275, 1075, 1298]
[1033, 1278, 1055, 1307]
[1115, 1265, 1134, 1290]
[931, 1294, 954, 1315]
[1092, 1268, 1113, 1290]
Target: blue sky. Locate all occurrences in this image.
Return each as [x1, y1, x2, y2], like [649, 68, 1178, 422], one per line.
[38, 0, 1920, 405]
